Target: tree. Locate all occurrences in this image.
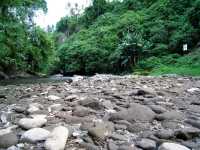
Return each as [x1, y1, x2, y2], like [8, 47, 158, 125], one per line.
[0, 0, 54, 74]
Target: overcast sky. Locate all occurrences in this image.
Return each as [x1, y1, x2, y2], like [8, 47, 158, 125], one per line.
[35, 0, 91, 28]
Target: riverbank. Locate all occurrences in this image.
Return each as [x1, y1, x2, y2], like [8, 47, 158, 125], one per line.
[0, 74, 200, 149]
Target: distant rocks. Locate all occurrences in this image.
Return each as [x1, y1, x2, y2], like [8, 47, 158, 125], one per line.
[136, 87, 156, 96]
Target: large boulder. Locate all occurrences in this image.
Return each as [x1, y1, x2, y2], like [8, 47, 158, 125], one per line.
[18, 115, 47, 129]
[44, 126, 69, 150]
[0, 129, 18, 148]
[110, 103, 155, 123]
[158, 142, 190, 150]
[21, 128, 50, 143]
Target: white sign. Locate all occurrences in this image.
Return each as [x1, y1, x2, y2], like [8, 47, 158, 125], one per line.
[183, 44, 188, 51]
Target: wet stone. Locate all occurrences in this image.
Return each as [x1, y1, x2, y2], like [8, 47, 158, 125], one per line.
[0, 132, 18, 148]
[156, 111, 184, 121]
[158, 142, 190, 150]
[18, 116, 47, 129]
[174, 127, 200, 140]
[108, 141, 118, 150]
[21, 128, 50, 143]
[149, 105, 167, 114]
[155, 130, 174, 140]
[45, 126, 69, 150]
[79, 99, 103, 110]
[136, 138, 156, 150]
[110, 103, 155, 123]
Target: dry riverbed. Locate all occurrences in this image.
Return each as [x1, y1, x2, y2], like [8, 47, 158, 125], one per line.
[0, 74, 200, 150]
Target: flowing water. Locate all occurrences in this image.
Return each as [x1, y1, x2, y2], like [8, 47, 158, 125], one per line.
[0, 76, 73, 86]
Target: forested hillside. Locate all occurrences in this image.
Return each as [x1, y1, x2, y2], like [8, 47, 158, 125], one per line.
[1, 0, 200, 78]
[55, 0, 200, 76]
[0, 0, 55, 78]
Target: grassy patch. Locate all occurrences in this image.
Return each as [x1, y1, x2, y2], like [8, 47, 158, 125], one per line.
[135, 48, 200, 76]
[150, 65, 200, 76]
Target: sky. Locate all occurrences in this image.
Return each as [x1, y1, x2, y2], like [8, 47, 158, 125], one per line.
[35, 0, 91, 28]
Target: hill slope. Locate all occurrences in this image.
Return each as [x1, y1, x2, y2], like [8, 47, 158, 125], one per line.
[55, 0, 200, 76]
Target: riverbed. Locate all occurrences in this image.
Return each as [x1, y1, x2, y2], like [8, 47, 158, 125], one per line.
[0, 74, 200, 150]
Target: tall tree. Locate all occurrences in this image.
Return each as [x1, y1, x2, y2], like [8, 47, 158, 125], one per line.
[0, 0, 54, 74]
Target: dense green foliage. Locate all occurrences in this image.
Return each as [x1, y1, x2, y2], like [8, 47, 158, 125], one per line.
[0, 0, 55, 75]
[55, 0, 200, 76]
[1, 0, 200, 77]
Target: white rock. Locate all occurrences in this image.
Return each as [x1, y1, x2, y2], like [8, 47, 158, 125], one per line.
[48, 104, 62, 112]
[187, 88, 200, 93]
[45, 126, 69, 150]
[21, 128, 50, 143]
[7, 146, 19, 150]
[18, 117, 47, 129]
[31, 114, 47, 119]
[0, 125, 18, 136]
[158, 143, 190, 150]
[27, 106, 39, 114]
[27, 103, 44, 114]
[47, 95, 61, 101]
[72, 75, 84, 82]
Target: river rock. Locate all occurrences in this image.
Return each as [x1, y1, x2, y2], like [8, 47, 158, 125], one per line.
[155, 130, 174, 140]
[0, 130, 18, 148]
[80, 142, 100, 150]
[136, 87, 156, 96]
[21, 128, 50, 143]
[18, 116, 47, 129]
[79, 98, 102, 110]
[48, 104, 62, 112]
[174, 127, 200, 140]
[158, 142, 190, 150]
[136, 138, 156, 150]
[156, 111, 184, 121]
[127, 122, 150, 133]
[110, 103, 155, 123]
[27, 103, 44, 114]
[185, 119, 200, 129]
[108, 141, 119, 150]
[73, 106, 92, 117]
[44, 126, 69, 150]
[149, 105, 167, 114]
[89, 126, 111, 141]
[7, 146, 19, 150]
[13, 105, 26, 113]
[47, 95, 61, 101]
